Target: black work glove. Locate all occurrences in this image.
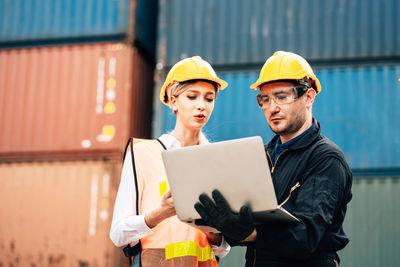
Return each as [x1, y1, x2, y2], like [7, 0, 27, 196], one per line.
[194, 189, 255, 243]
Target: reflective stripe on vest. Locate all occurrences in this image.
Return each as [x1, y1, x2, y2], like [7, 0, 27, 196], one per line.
[165, 241, 216, 261]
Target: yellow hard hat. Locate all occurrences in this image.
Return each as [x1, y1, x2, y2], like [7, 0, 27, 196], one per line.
[250, 51, 321, 94]
[160, 56, 228, 105]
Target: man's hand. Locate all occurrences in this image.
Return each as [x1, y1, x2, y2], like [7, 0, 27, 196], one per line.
[194, 189, 255, 242]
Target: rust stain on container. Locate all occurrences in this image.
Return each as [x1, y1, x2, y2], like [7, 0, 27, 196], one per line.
[0, 159, 126, 266]
[0, 43, 154, 160]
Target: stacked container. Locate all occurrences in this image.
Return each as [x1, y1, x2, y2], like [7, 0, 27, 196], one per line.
[0, 0, 157, 266]
[153, 0, 400, 266]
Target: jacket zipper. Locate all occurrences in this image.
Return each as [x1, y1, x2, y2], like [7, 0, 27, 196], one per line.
[267, 149, 288, 175]
[254, 149, 294, 266]
[267, 150, 301, 207]
[253, 247, 256, 267]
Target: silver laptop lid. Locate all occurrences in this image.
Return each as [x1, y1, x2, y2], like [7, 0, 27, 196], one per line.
[161, 136, 280, 222]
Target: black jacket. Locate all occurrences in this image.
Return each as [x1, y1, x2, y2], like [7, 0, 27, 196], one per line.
[246, 118, 352, 266]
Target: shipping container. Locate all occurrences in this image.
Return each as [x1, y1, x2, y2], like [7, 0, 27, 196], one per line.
[134, 0, 158, 56]
[219, 175, 400, 267]
[156, 0, 400, 67]
[338, 175, 400, 267]
[0, 159, 126, 266]
[0, 42, 154, 160]
[153, 64, 400, 170]
[0, 0, 158, 56]
[218, 246, 246, 267]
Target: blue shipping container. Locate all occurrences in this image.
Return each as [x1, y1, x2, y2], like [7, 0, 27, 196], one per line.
[0, 0, 157, 54]
[156, 0, 400, 66]
[153, 64, 400, 170]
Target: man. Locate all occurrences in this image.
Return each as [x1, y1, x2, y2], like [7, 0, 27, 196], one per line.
[194, 51, 353, 266]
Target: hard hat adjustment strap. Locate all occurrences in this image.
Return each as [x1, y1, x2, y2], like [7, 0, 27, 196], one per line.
[298, 77, 319, 93]
[297, 77, 312, 87]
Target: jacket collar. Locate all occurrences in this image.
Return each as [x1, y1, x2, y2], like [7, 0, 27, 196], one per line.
[266, 118, 321, 152]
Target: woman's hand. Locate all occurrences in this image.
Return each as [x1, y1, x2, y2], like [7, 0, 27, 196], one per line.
[145, 190, 176, 228]
[159, 190, 176, 218]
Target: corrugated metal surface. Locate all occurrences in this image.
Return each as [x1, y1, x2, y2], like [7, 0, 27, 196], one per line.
[0, 0, 157, 55]
[218, 246, 246, 267]
[338, 176, 400, 267]
[0, 42, 154, 159]
[134, 0, 158, 55]
[154, 64, 400, 170]
[0, 0, 132, 41]
[0, 159, 125, 266]
[156, 0, 400, 66]
[313, 65, 400, 170]
[218, 176, 400, 267]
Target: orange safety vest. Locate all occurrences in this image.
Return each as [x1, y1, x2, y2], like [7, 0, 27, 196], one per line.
[130, 138, 218, 267]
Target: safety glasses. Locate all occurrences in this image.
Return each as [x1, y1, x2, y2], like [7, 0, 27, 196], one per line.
[256, 86, 309, 108]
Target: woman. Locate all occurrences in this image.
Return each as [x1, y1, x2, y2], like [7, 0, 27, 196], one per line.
[110, 56, 230, 266]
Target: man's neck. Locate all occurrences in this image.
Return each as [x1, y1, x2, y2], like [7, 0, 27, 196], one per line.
[280, 118, 312, 144]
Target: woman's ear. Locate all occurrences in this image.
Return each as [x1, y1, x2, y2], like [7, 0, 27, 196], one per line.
[169, 96, 178, 113]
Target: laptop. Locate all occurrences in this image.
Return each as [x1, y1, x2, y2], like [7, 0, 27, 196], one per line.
[161, 136, 299, 230]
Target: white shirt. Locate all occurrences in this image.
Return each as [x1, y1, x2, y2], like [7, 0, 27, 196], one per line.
[109, 134, 230, 258]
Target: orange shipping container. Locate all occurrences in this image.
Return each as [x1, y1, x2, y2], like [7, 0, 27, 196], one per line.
[0, 43, 154, 160]
[0, 159, 126, 266]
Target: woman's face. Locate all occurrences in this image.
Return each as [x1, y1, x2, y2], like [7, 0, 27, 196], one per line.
[170, 81, 216, 131]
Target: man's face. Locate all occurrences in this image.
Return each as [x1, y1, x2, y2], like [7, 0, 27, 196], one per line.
[259, 81, 310, 140]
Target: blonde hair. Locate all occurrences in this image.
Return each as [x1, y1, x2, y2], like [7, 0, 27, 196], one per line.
[166, 80, 218, 108]
[168, 81, 196, 105]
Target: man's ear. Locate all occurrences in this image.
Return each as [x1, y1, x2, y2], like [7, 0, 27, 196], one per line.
[305, 89, 316, 108]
